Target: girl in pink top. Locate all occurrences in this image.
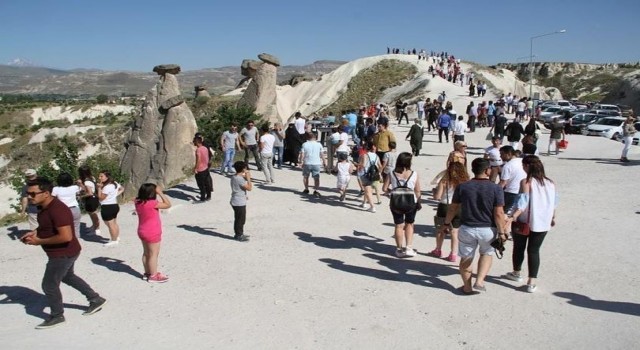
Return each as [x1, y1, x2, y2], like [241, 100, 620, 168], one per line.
[135, 183, 172, 283]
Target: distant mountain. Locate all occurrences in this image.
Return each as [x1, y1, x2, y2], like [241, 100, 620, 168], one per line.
[6, 58, 37, 67]
[0, 60, 347, 96]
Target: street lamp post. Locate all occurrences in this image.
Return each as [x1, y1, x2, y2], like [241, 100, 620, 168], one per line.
[516, 55, 535, 94]
[529, 29, 566, 101]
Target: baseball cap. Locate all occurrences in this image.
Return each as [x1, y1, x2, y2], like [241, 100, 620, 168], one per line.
[25, 169, 37, 177]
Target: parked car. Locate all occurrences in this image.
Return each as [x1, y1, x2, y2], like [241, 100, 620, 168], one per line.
[540, 106, 565, 124]
[591, 104, 621, 113]
[567, 113, 601, 134]
[583, 117, 626, 140]
[592, 109, 622, 117]
[617, 105, 633, 117]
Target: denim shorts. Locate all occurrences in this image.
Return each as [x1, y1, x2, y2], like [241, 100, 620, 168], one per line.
[458, 225, 496, 258]
[302, 164, 321, 178]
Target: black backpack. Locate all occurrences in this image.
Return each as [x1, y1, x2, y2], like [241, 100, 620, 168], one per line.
[389, 171, 416, 214]
[365, 154, 380, 182]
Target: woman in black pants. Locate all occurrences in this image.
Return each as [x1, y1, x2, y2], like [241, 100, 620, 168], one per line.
[503, 155, 558, 293]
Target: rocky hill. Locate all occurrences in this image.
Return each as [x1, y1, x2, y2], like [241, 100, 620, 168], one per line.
[494, 61, 640, 111]
[0, 60, 346, 97]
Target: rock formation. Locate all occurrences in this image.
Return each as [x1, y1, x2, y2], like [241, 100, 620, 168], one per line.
[195, 85, 210, 98]
[120, 64, 197, 198]
[237, 53, 281, 124]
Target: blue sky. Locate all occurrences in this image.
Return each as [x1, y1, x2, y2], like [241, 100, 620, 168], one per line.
[1, 0, 639, 71]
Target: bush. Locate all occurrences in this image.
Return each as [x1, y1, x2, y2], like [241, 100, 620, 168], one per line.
[96, 94, 109, 104]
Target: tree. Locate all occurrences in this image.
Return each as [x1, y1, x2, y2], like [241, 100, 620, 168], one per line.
[96, 94, 108, 104]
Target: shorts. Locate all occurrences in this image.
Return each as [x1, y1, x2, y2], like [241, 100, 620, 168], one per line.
[359, 175, 374, 187]
[100, 204, 120, 221]
[302, 164, 321, 178]
[458, 225, 496, 258]
[435, 203, 461, 228]
[84, 196, 100, 213]
[391, 208, 417, 225]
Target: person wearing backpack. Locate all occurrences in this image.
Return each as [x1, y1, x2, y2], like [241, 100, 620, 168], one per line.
[357, 141, 382, 213]
[437, 109, 452, 143]
[383, 152, 421, 258]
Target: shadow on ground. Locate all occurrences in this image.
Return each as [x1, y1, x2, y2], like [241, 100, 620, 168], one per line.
[0, 285, 85, 320]
[177, 224, 235, 241]
[554, 291, 640, 317]
[91, 257, 143, 279]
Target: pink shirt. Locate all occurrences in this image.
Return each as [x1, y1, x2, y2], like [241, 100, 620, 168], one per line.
[135, 199, 162, 243]
[195, 145, 209, 172]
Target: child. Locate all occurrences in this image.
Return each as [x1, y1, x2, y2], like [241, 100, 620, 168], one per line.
[230, 161, 252, 242]
[135, 183, 172, 283]
[335, 152, 355, 201]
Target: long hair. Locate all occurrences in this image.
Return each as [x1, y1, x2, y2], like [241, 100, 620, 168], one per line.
[99, 170, 114, 185]
[393, 152, 412, 173]
[78, 165, 94, 182]
[445, 161, 470, 187]
[136, 183, 157, 202]
[522, 155, 552, 186]
[56, 172, 74, 187]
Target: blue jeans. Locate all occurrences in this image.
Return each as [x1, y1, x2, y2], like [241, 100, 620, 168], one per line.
[272, 146, 283, 168]
[221, 148, 236, 173]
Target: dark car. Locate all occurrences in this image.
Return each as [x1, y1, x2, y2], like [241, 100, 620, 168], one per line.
[567, 113, 601, 134]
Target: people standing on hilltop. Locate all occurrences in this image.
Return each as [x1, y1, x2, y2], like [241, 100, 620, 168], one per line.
[135, 183, 172, 283]
[444, 158, 507, 294]
[230, 161, 252, 242]
[97, 170, 124, 247]
[220, 123, 241, 175]
[193, 135, 213, 202]
[239, 120, 263, 171]
[78, 165, 100, 236]
[259, 124, 276, 184]
[620, 114, 636, 162]
[20, 176, 107, 329]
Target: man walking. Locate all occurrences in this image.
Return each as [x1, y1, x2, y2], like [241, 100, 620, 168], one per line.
[259, 124, 276, 184]
[21, 177, 106, 329]
[239, 120, 262, 171]
[193, 136, 213, 202]
[298, 132, 326, 197]
[444, 158, 507, 294]
[436, 109, 452, 143]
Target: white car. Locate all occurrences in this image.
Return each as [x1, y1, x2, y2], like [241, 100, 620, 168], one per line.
[540, 106, 565, 124]
[592, 104, 621, 113]
[583, 117, 626, 140]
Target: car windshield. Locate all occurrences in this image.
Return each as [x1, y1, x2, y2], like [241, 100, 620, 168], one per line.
[596, 119, 623, 126]
[546, 107, 561, 112]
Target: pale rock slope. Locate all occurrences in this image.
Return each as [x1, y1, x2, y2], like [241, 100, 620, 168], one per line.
[29, 105, 135, 126]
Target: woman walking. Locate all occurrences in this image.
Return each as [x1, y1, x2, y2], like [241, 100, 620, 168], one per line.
[135, 183, 172, 283]
[357, 141, 381, 213]
[97, 170, 124, 247]
[383, 152, 421, 258]
[504, 155, 558, 293]
[78, 165, 100, 236]
[430, 162, 469, 262]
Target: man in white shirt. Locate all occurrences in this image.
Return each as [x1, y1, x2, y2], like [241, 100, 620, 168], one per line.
[259, 125, 276, 184]
[452, 115, 466, 143]
[484, 137, 503, 182]
[416, 99, 426, 120]
[499, 146, 527, 214]
[516, 99, 527, 122]
[294, 112, 306, 135]
[505, 93, 513, 113]
[335, 125, 350, 160]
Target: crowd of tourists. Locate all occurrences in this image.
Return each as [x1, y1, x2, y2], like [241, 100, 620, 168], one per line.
[18, 87, 569, 330]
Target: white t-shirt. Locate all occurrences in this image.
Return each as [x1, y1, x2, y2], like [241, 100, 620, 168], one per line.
[295, 117, 306, 134]
[501, 158, 526, 194]
[417, 101, 426, 112]
[260, 133, 275, 155]
[83, 180, 96, 196]
[336, 132, 349, 153]
[485, 146, 503, 167]
[100, 183, 120, 205]
[517, 101, 526, 112]
[52, 185, 80, 207]
[453, 120, 466, 136]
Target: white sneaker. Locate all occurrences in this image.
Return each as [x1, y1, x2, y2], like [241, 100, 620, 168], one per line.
[103, 240, 119, 247]
[94, 229, 101, 236]
[360, 202, 366, 208]
[368, 206, 376, 213]
[404, 247, 416, 257]
[526, 284, 537, 293]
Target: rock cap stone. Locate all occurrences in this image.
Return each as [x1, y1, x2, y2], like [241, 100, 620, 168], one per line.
[258, 53, 280, 67]
[153, 64, 181, 75]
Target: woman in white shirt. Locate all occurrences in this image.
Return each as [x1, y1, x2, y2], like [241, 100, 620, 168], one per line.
[78, 165, 101, 236]
[97, 170, 124, 246]
[504, 155, 558, 293]
[52, 172, 81, 238]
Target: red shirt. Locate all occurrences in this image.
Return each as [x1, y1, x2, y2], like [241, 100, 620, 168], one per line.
[195, 145, 209, 172]
[37, 197, 81, 258]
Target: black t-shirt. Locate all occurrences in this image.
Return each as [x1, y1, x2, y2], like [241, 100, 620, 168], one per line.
[495, 116, 507, 130]
[452, 179, 504, 227]
[37, 197, 81, 258]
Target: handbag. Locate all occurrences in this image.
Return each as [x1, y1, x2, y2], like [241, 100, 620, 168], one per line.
[558, 139, 568, 149]
[512, 190, 532, 236]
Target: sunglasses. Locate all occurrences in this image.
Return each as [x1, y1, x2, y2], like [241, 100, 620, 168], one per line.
[26, 191, 44, 197]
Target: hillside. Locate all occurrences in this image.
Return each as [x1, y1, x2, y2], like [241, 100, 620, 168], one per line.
[0, 60, 346, 97]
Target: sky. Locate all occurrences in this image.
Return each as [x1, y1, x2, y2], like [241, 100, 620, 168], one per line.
[1, 0, 639, 71]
